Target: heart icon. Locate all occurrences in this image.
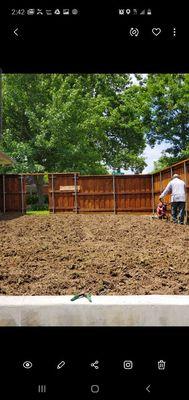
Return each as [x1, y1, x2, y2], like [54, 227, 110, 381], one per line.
[152, 27, 161, 36]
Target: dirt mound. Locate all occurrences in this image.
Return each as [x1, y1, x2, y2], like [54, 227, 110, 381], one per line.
[0, 214, 189, 295]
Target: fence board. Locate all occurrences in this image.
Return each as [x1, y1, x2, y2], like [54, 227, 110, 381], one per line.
[115, 175, 152, 212]
[0, 174, 26, 213]
[0, 175, 3, 211]
[48, 173, 78, 212]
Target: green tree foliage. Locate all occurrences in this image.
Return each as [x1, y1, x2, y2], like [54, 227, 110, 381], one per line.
[144, 74, 189, 168]
[1, 74, 146, 174]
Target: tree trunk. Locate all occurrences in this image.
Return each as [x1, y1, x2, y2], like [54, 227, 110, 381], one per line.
[34, 175, 45, 207]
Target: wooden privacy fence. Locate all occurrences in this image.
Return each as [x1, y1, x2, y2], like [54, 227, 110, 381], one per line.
[152, 158, 189, 221]
[48, 173, 153, 213]
[0, 158, 189, 216]
[0, 174, 26, 213]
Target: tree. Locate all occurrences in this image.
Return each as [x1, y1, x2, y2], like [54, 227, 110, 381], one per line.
[1, 73, 147, 175]
[144, 74, 189, 167]
[45, 74, 147, 173]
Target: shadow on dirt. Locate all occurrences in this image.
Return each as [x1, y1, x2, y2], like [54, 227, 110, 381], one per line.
[0, 212, 24, 221]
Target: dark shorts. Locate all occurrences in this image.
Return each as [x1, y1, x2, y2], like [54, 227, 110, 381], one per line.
[171, 202, 185, 224]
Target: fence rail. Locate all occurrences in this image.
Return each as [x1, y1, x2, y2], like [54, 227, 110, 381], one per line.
[0, 158, 189, 217]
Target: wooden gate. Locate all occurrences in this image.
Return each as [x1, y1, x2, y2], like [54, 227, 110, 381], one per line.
[48, 173, 79, 213]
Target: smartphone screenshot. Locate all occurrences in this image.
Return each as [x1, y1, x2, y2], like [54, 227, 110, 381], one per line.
[0, 1, 189, 398]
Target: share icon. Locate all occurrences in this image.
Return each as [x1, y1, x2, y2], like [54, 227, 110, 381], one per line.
[90, 360, 99, 370]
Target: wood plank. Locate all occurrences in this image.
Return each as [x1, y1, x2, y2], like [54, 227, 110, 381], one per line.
[72, 191, 152, 196]
[59, 185, 80, 191]
[74, 208, 153, 212]
[49, 207, 74, 210]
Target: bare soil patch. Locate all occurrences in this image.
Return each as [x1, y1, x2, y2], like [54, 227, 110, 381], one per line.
[0, 214, 189, 295]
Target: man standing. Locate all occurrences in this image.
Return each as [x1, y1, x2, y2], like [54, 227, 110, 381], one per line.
[159, 174, 186, 224]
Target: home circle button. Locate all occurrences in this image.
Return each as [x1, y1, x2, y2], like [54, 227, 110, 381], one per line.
[91, 384, 100, 394]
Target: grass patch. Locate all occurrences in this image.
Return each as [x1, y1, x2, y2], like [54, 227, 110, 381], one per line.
[26, 210, 50, 216]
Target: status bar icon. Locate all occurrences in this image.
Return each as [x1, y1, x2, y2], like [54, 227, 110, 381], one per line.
[63, 9, 70, 15]
[27, 9, 35, 15]
[54, 9, 61, 15]
[46, 10, 52, 15]
[37, 9, 43, 15]
[72, 9, 79, 15]
[119, 9, 124, 15]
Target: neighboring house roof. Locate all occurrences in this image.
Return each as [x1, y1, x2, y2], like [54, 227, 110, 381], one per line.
[0, 151, 13, 165]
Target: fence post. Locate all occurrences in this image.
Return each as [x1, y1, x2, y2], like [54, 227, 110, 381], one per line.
[0, 70, 2, 139]
[151, 174, 155, 214]
[51, 174, 55, 214]
[159, 171, 162, 192]
[112, 175, 116, 214]
[184, 161, 188, 224]
[74, 173, 78, 213]
[3, 174, 6, 213]
[20, 174, 25, 214]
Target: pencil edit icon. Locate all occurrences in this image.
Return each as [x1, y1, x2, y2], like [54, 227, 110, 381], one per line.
[57, 360, 66, 369]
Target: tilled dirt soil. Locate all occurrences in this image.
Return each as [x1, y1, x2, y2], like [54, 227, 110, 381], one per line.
[0, 213, 189, 295]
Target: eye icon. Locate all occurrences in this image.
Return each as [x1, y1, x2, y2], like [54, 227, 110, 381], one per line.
[129, 27, 140, 37]
[23, 361, 33, 369]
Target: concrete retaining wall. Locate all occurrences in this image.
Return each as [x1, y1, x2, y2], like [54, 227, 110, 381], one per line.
[0, 296, 189, 326]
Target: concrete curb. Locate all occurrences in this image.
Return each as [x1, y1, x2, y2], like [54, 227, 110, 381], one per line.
[0, 296, 189, 326]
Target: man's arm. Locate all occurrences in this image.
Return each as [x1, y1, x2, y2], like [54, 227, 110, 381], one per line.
[159, 182, 172, 199]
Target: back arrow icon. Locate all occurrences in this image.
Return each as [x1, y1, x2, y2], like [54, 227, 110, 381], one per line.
[14, 28, 19, 36]
[146, 384, 151, 393]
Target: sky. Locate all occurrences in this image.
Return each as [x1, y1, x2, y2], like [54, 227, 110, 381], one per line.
[124, 141, 168, 174]
[142, 141, 168, 173]
[122, 140, 168, 175]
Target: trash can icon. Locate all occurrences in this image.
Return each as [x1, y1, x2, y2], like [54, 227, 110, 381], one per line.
[158, 360, 166, 370]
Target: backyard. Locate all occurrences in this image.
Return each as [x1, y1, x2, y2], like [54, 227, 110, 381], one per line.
[0, 213, 189, 295]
